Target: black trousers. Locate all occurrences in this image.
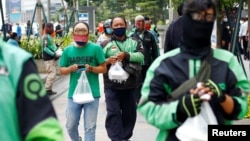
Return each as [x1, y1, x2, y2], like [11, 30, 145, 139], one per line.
[242, 36, 249, 59]
[104, 88, 137, 141]
[136, 65, 150, 103]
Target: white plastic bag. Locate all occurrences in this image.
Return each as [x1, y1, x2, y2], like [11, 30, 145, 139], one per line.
[73, 71, 94, 104]
[176, 101, 218, 141]
[55, 47, 63, 57]
[108, 61, 129, 83]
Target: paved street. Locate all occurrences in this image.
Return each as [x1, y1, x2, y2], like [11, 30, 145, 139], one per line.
[44, 49, 250, 141]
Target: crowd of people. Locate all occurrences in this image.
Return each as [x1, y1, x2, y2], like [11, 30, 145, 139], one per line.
[1, 0, 249, 141]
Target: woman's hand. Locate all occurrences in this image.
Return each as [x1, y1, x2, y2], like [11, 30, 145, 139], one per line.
[107, 56, 118, 65]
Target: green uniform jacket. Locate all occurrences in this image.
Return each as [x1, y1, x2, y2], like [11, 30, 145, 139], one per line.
[138, 48, 249, 141]
[0, 39, 63, 141]
[103, 36, 144, 89]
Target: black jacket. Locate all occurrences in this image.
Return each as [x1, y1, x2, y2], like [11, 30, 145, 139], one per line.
[130, 30, 159, 66]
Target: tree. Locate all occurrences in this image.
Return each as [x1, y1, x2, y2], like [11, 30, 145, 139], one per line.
[61, 0, 68, 24]
[63, 0, 249, 35]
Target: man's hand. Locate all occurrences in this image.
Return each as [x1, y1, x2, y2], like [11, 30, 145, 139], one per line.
[177, 94, 202, 122]
[205, 79, 225, 103]
[117, 52, 125, 61]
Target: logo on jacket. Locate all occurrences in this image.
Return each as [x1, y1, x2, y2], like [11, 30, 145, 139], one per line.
[111, 46, 117, 50]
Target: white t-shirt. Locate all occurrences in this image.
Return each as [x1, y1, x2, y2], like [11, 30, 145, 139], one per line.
[239, 21, 248, 37]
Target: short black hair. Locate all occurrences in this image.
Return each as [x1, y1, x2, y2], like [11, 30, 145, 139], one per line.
[10, 32, 17, 39]
[45, 23, 54, 28]
[110, 17, 127, 27]
[144, 16, 150, 21]
[183, 0, 216, 16]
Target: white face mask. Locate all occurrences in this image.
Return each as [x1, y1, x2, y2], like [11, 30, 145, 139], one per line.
[240, 20, 244, 24]
[223, 18, 228, 22]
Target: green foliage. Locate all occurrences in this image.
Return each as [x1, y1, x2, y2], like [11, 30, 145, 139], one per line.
[62, 0, 247, 27]
[56, 34, 74, 50]
[89, 34, 98, 43]
[20, 34, 98, 59]
[20, 37, 43, 59]
[64, 0, 73, 7]
[170, 0, 184, 9]
[246, 95, 250, 118]
[157, 20, 165, 25]
[82, 0, 169, 26]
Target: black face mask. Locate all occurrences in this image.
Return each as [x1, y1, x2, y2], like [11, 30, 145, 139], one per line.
[181, 14, 214, 52]
[113, 27, 126, 37]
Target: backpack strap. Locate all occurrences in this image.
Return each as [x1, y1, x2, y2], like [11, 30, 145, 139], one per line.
[138, 52, 212, 106]
[169, 58, 211, 101]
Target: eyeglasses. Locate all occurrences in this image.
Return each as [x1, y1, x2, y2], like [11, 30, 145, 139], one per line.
[190, 12, 215, 22]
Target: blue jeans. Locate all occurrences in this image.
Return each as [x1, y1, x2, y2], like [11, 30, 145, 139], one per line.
[66, 98, 99, 141]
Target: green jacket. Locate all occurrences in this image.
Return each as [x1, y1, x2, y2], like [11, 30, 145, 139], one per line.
[0, 39, 63, 141]
[103, 36, 144, 89]
[41, 34, 57, 61]
[138, 48, 249, 141]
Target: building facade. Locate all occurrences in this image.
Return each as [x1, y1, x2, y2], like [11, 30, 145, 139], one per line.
[5, 0, 62, 23]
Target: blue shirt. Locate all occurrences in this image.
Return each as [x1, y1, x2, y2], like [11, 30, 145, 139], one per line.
[16, 25, 21, 38]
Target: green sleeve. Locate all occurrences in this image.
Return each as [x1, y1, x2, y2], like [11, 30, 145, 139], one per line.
[137, 59, 180, 130]
[25, 117, 64, 141]
[47, 35, 57, 52]
[128, 38, 144, 63]
[96, 45, 106, 64]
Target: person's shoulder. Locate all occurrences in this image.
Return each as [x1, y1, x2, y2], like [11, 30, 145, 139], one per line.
[128, 29, 136, 36]
[88, 41, 102, 47]
[243, 21, 248, 26]
[212, 48, 235, 60]
[64, 43, 75, 50]
[145, 30, 155, 38]
[3, 40, 29, 54]
[7, 38, 17, 44]
[46, 34, 54, 39]
[98, 33, 105, 38]
[129, 36, 142, 44]
[147, 30, 156, 35]
[169, 17, 182, 26]
[174, 16, 183, 24]
[156, 48, 181, 62]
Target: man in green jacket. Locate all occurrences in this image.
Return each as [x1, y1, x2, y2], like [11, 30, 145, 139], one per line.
[0, 39, 63, 141]
[138, 0, 249, 140]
